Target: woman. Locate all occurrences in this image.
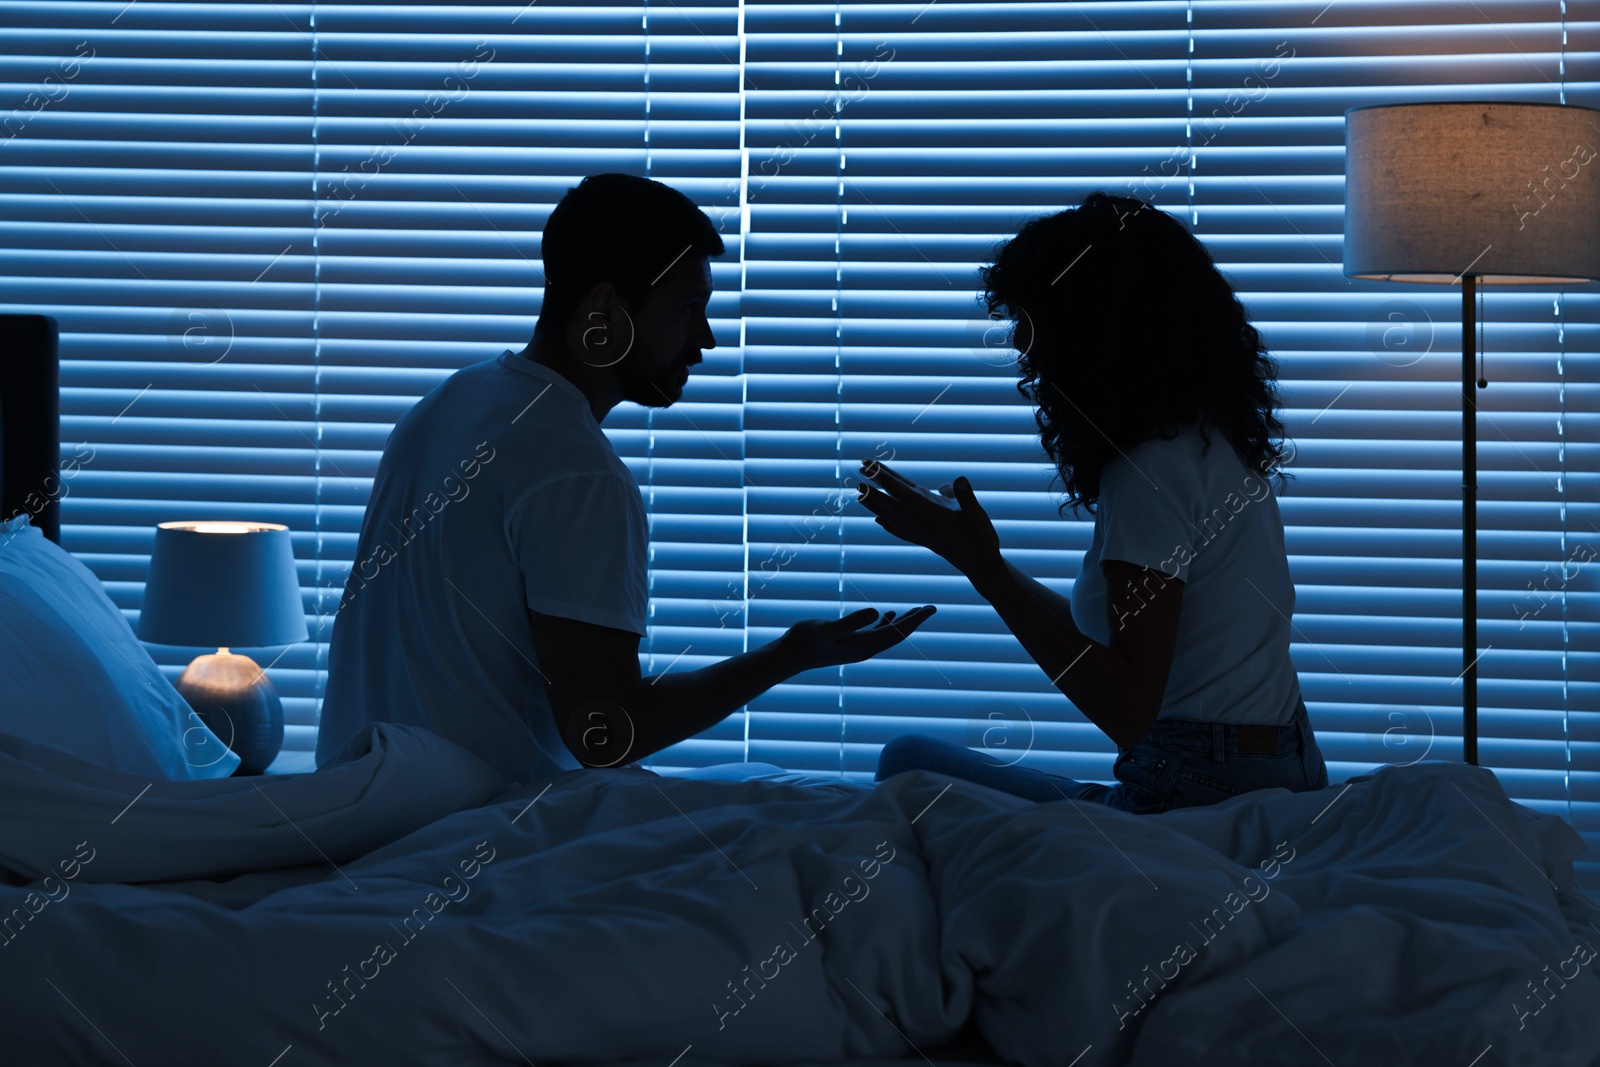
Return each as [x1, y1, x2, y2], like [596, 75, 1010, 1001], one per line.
[857, 191, 1328, 813]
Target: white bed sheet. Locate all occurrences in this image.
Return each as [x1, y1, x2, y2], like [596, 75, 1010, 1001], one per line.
[0, 724, 1595, 1067]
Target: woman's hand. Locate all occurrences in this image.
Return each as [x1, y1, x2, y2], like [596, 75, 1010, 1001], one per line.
[855, 461, 1001, 576]
[779, 605, 936, 673]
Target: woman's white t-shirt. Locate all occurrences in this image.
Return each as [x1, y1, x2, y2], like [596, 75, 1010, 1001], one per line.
[1068, 420, 1302, 727]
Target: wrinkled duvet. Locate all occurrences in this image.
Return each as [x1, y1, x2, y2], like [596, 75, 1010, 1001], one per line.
[0, 724, 1596, 1067]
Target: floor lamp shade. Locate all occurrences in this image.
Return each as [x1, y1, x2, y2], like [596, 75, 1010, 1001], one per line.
[1344, 101, 1600, 283]
[139, 521, 309, 648]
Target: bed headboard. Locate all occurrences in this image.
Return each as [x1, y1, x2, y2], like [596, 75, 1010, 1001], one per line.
[0, 314, 62, 544]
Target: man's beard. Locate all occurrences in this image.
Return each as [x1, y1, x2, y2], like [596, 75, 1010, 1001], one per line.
[617, 360, 685, 409]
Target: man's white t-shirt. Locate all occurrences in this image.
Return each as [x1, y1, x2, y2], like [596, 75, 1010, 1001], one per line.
[1069, 419, 1302, 727]
[316, 350, 648, 781]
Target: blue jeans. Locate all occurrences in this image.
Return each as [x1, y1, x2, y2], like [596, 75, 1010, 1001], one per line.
[875, 697, 1329, 813]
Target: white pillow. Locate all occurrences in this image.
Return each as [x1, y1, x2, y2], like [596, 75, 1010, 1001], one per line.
[0, 513, 240, 778]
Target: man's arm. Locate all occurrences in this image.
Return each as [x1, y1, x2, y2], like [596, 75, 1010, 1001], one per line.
[529, 608, 929, 768]
[964, 553, 1184, 750]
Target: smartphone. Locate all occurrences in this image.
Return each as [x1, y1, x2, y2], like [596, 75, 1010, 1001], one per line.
[859, 462, 962, 510]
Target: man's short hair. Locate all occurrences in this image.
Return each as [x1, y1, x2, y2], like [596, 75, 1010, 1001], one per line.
[539, 173, 726, 331]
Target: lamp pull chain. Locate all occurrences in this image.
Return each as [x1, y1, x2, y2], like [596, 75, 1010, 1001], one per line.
[1477, 285, 1488, 389]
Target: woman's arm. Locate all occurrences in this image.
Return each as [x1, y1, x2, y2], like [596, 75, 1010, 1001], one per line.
[854, 462, 1184, 750]
[966, 552, 1184, 750]
[1003, 557, 1075, 623]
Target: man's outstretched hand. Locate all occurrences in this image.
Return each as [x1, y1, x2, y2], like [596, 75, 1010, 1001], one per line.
[778, 605, 936, 673]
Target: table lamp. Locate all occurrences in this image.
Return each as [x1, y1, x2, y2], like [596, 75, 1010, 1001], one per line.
[1343, 101, 1600, 766]
[137, 521, 309, 774]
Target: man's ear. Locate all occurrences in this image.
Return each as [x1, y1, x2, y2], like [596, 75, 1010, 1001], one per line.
[566, 282, 636, 369]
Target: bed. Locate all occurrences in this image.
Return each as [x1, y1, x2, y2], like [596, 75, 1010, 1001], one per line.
[2, 314, 1598, 1066]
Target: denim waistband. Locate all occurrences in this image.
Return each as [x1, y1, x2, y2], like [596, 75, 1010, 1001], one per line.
[1130, 697, 1310, 759]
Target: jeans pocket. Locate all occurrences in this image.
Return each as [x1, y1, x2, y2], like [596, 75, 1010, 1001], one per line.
[1170, 748, 1320, 810]
[1113, 746, 1174, 814]
[1170, 765, 1253, 809]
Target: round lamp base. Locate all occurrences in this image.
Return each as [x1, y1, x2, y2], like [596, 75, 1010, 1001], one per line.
[174, 651, 285, 776]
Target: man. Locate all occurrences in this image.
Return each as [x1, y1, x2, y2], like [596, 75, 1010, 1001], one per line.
[316, 173, 934, 782]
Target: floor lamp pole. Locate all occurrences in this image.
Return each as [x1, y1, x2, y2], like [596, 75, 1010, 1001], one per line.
[1461, 274, 1478, 767]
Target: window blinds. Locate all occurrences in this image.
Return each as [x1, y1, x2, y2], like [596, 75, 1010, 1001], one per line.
[1, 0, 1594, 891]
[0, 2, 325, 745]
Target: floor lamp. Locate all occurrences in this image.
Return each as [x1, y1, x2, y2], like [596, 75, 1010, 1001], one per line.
[1342, 101, 1600, 767]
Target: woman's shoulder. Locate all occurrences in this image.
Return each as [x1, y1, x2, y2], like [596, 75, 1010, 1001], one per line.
[1107, 416, 1246, 493]
[1120, 417, 1217, 465]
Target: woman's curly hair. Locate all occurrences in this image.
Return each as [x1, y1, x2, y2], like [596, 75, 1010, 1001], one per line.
[977, 192, 1292, 516]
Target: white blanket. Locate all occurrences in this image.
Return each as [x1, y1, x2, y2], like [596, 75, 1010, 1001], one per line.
[0, 730, 1595, 1067]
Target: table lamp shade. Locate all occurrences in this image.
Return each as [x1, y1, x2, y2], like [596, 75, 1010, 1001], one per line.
[1344, 101, 1600, 284]
[138, 521, 309, 648]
